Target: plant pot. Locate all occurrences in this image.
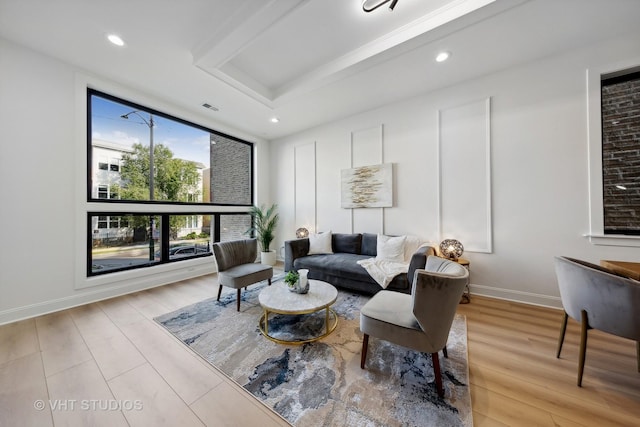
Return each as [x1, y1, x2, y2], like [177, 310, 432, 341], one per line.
[286, 269, 309, 294]
[261, 250, 277, 266]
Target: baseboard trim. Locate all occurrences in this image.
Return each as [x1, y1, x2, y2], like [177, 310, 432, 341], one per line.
[1, 274, 561, 326]
[469, 283, 562, 309]
[0, 263, 216, 326]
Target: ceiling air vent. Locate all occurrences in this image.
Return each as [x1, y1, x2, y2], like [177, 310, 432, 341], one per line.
[201, 103, 219, 111]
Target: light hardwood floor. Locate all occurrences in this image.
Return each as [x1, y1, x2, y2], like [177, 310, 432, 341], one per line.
[1, 273, 639, 426]
[457, 296, 640, 426]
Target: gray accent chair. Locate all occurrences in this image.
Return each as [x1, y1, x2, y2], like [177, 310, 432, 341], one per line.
[554, 256, 640, 386]
[360, 256, 469, 397]
[212, 239, 273, 311]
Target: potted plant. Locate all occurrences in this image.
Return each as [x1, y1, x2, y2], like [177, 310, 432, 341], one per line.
[247, 203, 279, 266]
[284, 270, 299, 291]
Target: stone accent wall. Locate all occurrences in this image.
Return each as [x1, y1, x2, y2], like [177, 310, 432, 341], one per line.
[602, 74, 640, 233]
[210, 134, 252, 205]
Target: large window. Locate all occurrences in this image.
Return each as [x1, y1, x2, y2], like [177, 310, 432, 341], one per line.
[89, 212, 253, 275]
[89, 90, 253, 205]
[87, 90, 254, 276]
[601, 70, 640, 234]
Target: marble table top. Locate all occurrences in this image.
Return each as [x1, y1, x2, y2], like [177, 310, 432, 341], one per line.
[258, 279, 338, 314]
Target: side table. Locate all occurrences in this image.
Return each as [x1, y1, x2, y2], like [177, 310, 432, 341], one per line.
[456, 258, 471, 304]
[440, 257, 471, 303]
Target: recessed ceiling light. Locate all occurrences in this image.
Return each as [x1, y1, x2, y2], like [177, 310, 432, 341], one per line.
[616, 185, 627, 190]
[435, 51, 451, 62]
[270, 117, 280, 123]
[107, 34, 125, 47]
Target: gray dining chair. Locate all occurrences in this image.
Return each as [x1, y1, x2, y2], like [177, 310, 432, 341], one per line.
[212, 238, 273, 311]
[554, 256, 640, 386]
[360, 256, 469, 397]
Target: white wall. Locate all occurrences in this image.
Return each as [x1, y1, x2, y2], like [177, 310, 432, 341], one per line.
[2, 30, 640, 324]
[0, 38, 269, 325]
[269, 31, 640, 308]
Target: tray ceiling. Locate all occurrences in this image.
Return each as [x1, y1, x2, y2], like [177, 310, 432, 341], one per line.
[192, 0, 500, 107]
[1, 0, 639, 139]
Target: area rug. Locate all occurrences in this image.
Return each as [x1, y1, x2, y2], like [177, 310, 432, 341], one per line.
[155, 279, 472, 427]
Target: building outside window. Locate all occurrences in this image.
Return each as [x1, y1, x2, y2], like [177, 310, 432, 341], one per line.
[601, 70, 640, 234]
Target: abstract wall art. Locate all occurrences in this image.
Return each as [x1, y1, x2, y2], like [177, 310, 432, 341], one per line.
[341, 163, 393, 208]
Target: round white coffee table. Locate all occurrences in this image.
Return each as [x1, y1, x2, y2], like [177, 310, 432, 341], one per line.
[258, 279, 338, 344]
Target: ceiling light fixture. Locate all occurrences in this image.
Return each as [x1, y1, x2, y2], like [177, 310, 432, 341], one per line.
[435, 51, 451, 62]
[362, 0, 399, 13]
[270, 117, 280, 123]
[107, 34, 125, 47]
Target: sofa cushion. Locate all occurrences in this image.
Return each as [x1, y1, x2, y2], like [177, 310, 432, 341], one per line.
[332, 233, 362, 254]
[361, 233, 378, 256]
[294, 253, 373, 282]
[308, 231, 333, 255]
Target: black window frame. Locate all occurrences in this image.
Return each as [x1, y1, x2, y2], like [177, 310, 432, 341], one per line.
[87, 88, 256, 277]
[601, 70, 640, 235]
[87, 88, 254, 207]
[88, 211, 254, 276]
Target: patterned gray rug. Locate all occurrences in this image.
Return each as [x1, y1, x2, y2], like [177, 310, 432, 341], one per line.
[155, 278, 472, 426]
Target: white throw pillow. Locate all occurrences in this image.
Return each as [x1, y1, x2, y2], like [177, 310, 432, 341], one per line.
[403, 235, 423, 263]
[376, 234, 406, 263]
[308, 231, 333, 255]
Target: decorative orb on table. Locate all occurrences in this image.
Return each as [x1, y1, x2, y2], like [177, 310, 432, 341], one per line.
[440, 239, 464, 261]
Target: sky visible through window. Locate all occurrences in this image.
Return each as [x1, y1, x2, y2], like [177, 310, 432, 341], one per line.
[91, 96, 211, 165]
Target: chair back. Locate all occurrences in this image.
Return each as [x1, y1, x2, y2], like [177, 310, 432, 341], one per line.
[212, 239, 258, 271]
[554, 256, 640, 341]
[411, 256, 469, 350]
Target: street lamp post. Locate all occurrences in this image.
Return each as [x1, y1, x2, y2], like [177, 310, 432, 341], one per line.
[121, 110, 155, 260]
[121, 111, 154, 199]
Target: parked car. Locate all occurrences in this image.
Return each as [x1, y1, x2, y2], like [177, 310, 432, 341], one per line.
[156, 244, 211, 260]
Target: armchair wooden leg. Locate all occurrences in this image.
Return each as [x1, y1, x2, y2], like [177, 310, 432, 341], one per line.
[361, 334, 369, 369]
[557, 311, 569, 358]
[217, 285, 223, 301]
[237, 289, 241, 312]
[442, 346, 448, 358]
[432, 352, 444, 398]
[578, 310, 589, 387]
[637, 341, 640, 373]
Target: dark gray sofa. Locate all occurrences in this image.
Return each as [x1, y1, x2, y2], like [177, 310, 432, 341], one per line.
[284, 233, 435, 295]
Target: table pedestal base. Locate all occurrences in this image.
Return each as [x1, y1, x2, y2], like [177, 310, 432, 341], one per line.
[259, 307, 338, 345]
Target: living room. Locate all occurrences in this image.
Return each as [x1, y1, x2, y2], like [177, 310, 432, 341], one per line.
[1, 0, 640, 425]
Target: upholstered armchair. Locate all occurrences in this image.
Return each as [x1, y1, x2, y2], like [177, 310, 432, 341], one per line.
[554, 256, 640, 386]
[359, 256, 469, 397]
[212, 239, 273, 311]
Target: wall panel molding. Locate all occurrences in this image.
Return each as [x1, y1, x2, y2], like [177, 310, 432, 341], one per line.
[294, 142, 317, 233]
[349, 125, 384, 234]
[437, 98, 492, 253]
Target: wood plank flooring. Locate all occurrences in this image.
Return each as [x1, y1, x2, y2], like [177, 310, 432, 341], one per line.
[0, 274, 289, 427]
[457, 296, 640, 426]
[1, 271, 639, 426]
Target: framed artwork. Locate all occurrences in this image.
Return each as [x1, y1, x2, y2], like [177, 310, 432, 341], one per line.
[341, 163, 392, 208]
